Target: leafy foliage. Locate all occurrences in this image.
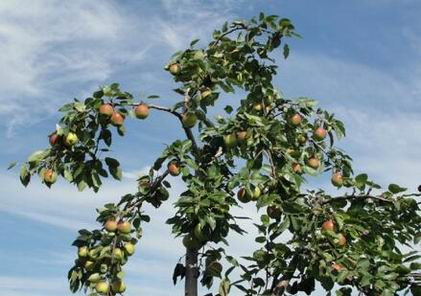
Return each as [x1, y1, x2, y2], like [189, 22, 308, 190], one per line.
[14, 13, 420, 296]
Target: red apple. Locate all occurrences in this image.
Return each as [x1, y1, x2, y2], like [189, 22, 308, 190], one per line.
[99, 103, 114, 117]
[168, 161, 180, 176]
[289, 113, 302, 126]
[321, 219, 335, 232]
[49, 133, 60, 146]
[314, 127, 327, 140]
[111, 111, 124, 126]
[307, 157, 320, 169]
[331, 172, 344, 187]
[134, 103, 150, 119]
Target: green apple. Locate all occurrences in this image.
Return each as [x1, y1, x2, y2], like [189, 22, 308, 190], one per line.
[182, 112, 197, 128]
[111, 280, 126, 293]
[223, 133, 237, 149]
[78, 246, 89, 257]
[124, 242, 136, 256]
[104, 219, 117, 232]
[112, 248, 123, 260]
[169, 63, 181, 75]
[95, 281, 110, 294]
[117, 221, 131, 234]
[64, 132, 78, 147]
[182, 234, 201, 250]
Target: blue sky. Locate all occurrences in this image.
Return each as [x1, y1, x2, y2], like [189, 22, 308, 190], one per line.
[0, 1, 420, 295]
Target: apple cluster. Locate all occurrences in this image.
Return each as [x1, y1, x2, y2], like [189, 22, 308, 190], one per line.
[69, 217, 137, 295]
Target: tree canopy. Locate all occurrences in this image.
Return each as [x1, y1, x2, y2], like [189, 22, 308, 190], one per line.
[12, 13, 420, 296]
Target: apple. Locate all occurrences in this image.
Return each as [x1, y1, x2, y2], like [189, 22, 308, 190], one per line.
[321, 219, 335, 232]
[64, 132, 78, 147]
[95, 281, 110, 294]
[332, 263, 344, 272]
[289, 113, 302, 126]
[117, 221, 131, 234]
[169, 63, 181, 75]
[201, 88, 212, 99]
[236, 130, 249, 143]
[78, 246, 89, 257]
[307, 157, 321, 169]
[167, 161, 180, 176]
[297, 134, 307, 144]
[223, 133, 237, 149]
[253, 102, 263, 112]
[266, 205, 282, 219]
[89, 248, 99, 259]
[124, 242, 135, 256]
[134, 103, 150, 119]
[182, 234, 201, 250]
[111, 111, 124, 126]
[43, 169, 57, 185]
[49, 133, 60, 146]
[292, 163, 302, 174]
[182, 112, 197, 128]
[337, 233, 347, 247]
[237, 187, 251, 203]
[111, 280, 127, 293]
[99, 103, 114, 117]
[85, 260, 94, 270]
[331, 172, 344, 187]
[251, 185, 261, 200]
[104, 219, 117, 232]
[314, 127, 327, 140]
[112, 248, 124, 260]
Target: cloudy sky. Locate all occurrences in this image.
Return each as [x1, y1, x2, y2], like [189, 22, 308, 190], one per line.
[0, 1, 420, 295]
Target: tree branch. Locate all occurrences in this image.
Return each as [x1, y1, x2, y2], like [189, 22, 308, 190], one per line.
[323, 194, 393, 205]
[148, 104, 200, 155]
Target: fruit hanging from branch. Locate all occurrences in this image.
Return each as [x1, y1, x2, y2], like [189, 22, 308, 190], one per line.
[134, 103, 150, 119]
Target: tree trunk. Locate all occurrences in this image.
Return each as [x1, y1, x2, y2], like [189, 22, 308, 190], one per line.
[185, 248, 198, 296]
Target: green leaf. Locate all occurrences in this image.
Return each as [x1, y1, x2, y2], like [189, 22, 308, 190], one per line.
[7, 161, 17, 170]
[355, 173, 368, 189]
[105, 157, 122, 180]
[388, 183, 407, 194]
[283, 44, 290, 59]
[19, 164, 30, 187]
[28, 150, 49, 164]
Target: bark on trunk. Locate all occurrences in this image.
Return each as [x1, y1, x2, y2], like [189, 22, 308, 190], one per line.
[185, 248, 198, 296]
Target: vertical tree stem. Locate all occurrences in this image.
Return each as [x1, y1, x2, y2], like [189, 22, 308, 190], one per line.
[185, 248, 198, 296]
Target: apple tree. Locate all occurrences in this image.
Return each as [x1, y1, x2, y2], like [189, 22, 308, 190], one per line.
[12, 13, 421, 296]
